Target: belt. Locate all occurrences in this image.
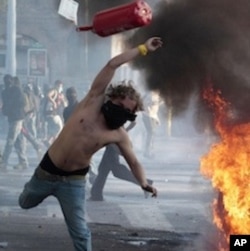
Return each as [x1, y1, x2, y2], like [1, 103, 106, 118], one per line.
[35, 166, 86, 182]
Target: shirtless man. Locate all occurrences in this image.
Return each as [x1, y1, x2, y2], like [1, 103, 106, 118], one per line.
[18, 37, 162, 251]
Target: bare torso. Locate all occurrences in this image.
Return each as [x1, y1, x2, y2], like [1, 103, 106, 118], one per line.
[47, 94, 121, 172]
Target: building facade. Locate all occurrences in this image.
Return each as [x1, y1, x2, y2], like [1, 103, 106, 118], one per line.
[0, 0, 112, 91]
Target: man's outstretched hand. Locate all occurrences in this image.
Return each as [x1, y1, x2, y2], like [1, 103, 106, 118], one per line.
[141, 184, 158, 197]
[145, 37, 163, 52]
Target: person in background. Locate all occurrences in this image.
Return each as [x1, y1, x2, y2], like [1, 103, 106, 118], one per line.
[25, 79, 39, 139]
[18, 37, 162, 251]
[89, 120, 153, 201]
[48, 80, 67, 117]
[22, 83, 43, 159]
[63, 86, 78, 123]
[142, 91, 162, 157]
[1, 75, 28, 170]
[43, 80, 67, 146]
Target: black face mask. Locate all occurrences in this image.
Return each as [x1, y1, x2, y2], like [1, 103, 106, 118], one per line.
[101, 100, 137, 129]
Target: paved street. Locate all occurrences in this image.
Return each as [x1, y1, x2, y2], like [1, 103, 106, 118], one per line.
[0, 134, 217, 250]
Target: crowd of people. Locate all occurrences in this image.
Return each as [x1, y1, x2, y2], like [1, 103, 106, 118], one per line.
[0, 75, 68, 170]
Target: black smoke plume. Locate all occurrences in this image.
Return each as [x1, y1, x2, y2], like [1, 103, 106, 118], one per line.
[126, 0, 250, 127]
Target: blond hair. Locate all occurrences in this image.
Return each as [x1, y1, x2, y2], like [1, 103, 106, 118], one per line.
[105, 81, 144, 112]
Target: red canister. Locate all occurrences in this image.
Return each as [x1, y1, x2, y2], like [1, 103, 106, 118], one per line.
[76, 0, 152, 37]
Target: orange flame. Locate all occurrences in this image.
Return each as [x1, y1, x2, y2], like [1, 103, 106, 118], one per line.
[200, 86, 250, 250]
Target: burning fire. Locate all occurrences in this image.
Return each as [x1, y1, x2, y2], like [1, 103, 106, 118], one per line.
[200, 86, 250, 250]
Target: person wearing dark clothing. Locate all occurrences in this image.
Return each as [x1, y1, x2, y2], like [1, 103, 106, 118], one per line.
[1, 75, 28, 170]
[63, 87, 78, 123]
[2, 75, 26, 122]
[90, 122, 153, 201]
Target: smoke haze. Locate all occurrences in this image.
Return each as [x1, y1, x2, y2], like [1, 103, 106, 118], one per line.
[126, 0, 250, 125]
[85, 0, 129, 18]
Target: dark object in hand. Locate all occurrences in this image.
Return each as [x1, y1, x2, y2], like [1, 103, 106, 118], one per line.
[141, 184, 153, 193]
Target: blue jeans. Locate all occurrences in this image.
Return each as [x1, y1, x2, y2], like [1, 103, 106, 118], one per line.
[19, 168, 92, 251]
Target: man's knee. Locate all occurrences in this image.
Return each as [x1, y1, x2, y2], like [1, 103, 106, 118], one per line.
[18, 192, 33, 209]
[18, 190, 40, 209]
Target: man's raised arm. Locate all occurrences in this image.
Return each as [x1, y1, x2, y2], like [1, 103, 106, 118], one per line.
[89, 37, 162, 97]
